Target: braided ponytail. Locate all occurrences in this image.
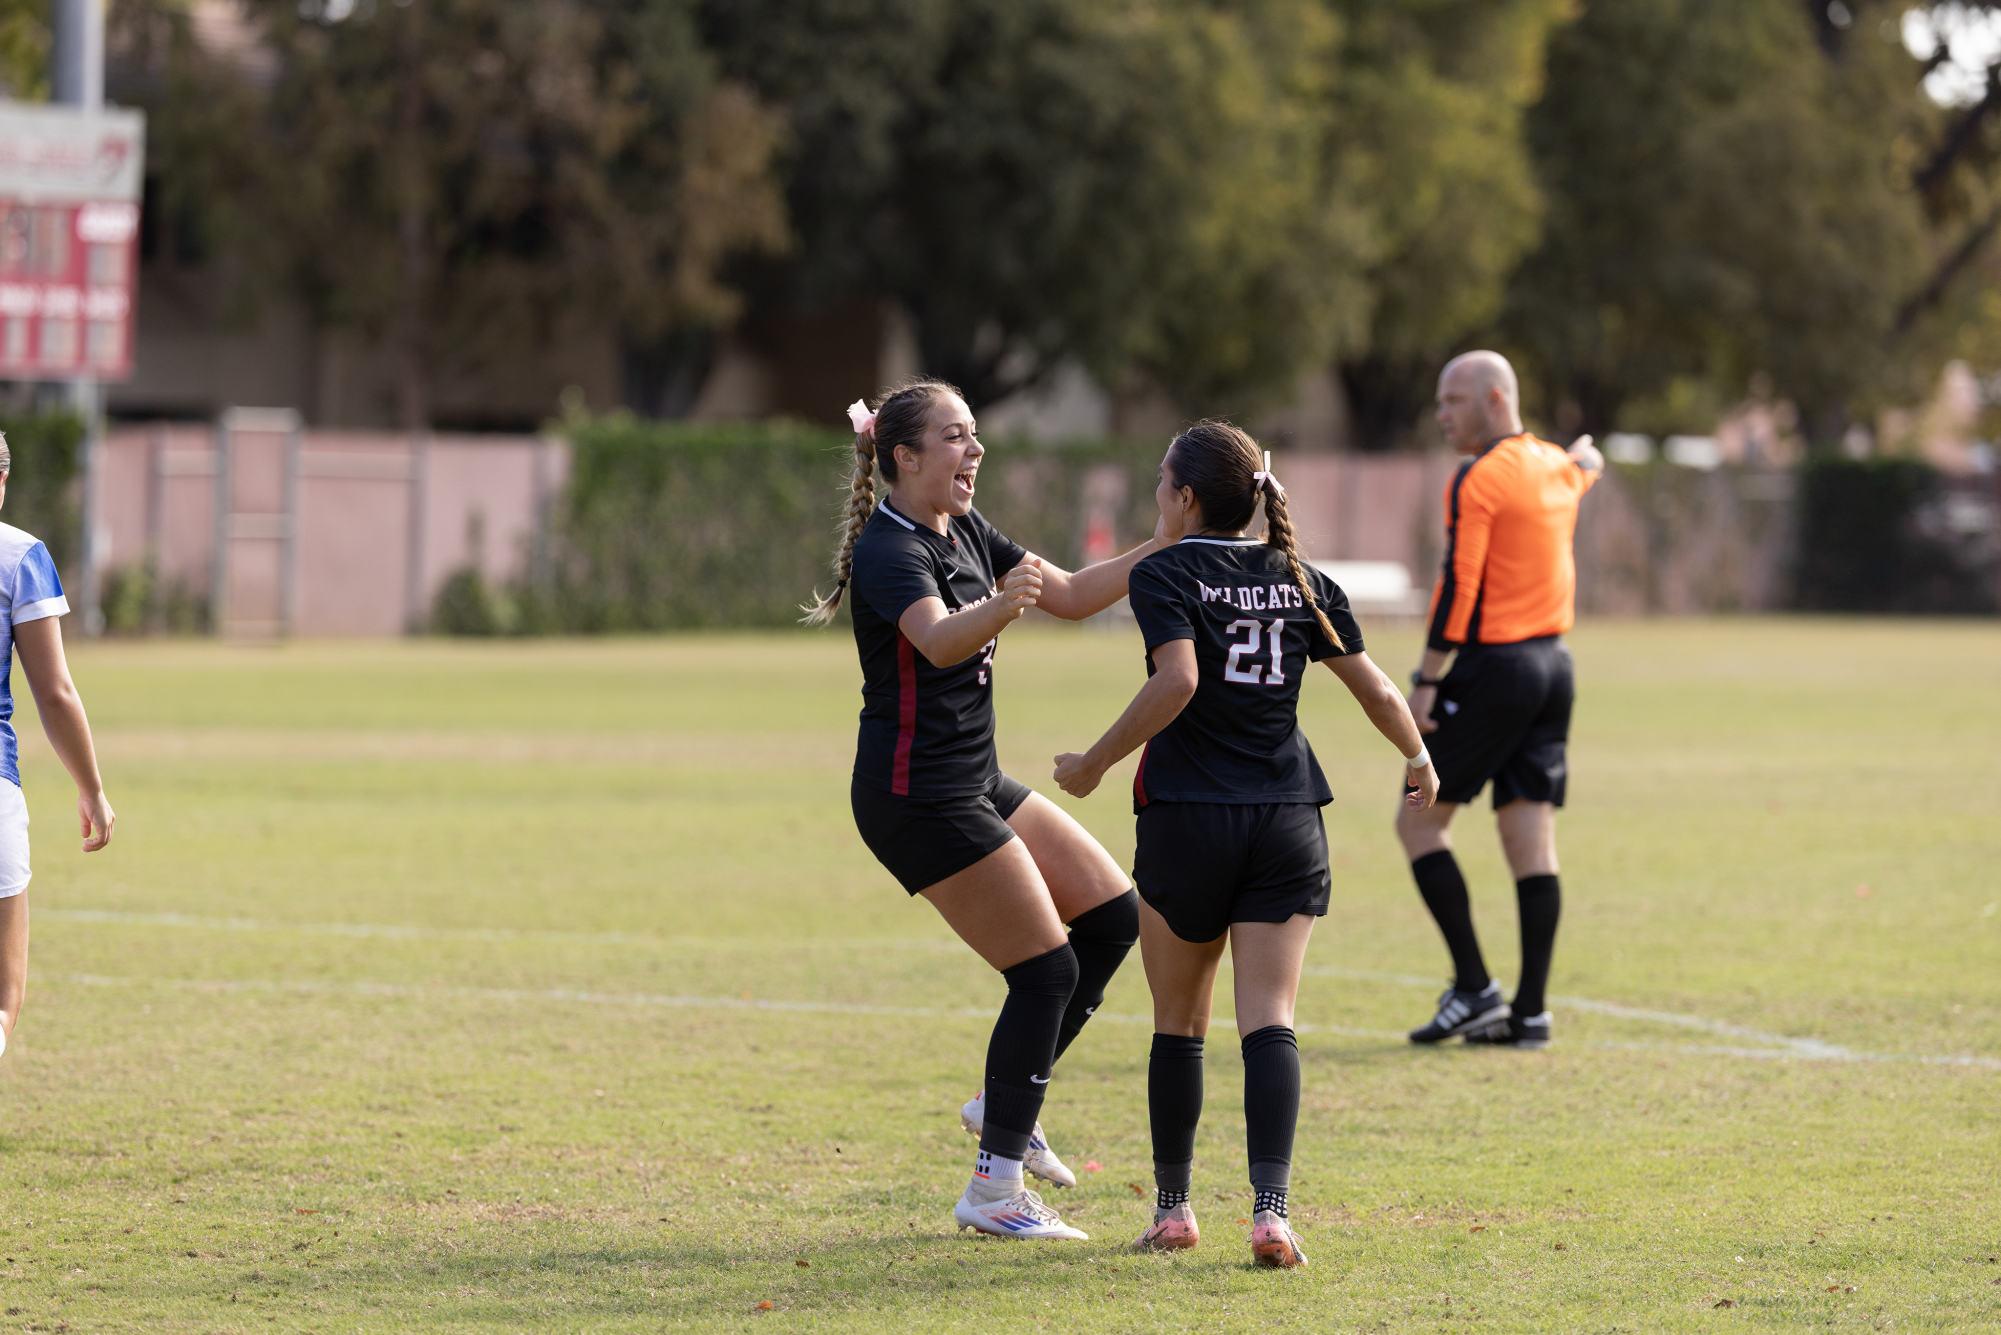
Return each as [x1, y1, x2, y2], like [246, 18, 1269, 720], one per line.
[1168, 420, 1344, 652]
[799, 432, 878, 625]
[800, 377, 965, 625]
[1259, 481, 1343, 651]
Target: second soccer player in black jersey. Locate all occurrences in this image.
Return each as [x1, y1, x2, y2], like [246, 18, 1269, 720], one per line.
[1055, 422, 1439, 1268]
[803, 379, 1157, 1241]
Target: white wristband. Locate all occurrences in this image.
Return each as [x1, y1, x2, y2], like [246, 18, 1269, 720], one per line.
[1404, 747, 1432, 770]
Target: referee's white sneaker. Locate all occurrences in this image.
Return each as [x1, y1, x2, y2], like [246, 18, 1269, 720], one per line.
[959, 1091, 1079, 1188]
[954, 1180, 1089, 1240]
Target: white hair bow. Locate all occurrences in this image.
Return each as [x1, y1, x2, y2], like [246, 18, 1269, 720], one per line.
[847, 399, 877, 438]
[1252, 451, 1284, 498]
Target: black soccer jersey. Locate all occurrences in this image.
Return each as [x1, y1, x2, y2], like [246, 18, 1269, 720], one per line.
[1126, 537, 1364, 810]
[849, 500, 1029, 797]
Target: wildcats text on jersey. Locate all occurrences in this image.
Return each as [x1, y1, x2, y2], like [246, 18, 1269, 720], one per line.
[1196, 580, 1306, 611]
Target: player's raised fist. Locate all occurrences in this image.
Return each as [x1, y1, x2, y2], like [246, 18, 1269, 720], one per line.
[1000, 560, 1043, 616]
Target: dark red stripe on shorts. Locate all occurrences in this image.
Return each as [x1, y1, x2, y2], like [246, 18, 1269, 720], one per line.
[892, 633, 918, 795]
[1133, 740, 1151, 807]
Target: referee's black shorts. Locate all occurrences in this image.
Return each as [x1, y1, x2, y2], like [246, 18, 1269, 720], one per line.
[1420, 635, 1575, 808]
[1132, 801, 1330, 944]
[851, 771, 1035, 895]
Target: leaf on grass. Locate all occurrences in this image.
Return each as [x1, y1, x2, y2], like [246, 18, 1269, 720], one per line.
[1714, 1298, 1736, 1309]
[756, 1300, 774, 1310]
[1553, 1242, 1565, 1250]
[1828, 1286, 1842, 1293]
[1236, 1218, 1249, 1225]
[1470, 1225, 1486, 1234]
[1127, 1183, 1146, 1197]
[1084, 1161, 1103, 1173]
[796, 1260, 809, 1268]
[295, 1209, 317, 1215]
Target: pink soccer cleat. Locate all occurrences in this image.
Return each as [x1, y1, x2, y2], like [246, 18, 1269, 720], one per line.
[1250, 1209, 1309, 1268]
[1131, 1202, 1200, 1252]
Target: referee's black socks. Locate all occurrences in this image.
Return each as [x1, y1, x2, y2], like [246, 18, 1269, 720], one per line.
[1411, 850, 1490, 994]
[1148, 1033, 1204, 1209]
[1242, 1025, 1299, 1218]
[1052, 889, 1139, 1063]
[1514, 873, 1561, 1017]
[978, 943, 1079, 1162]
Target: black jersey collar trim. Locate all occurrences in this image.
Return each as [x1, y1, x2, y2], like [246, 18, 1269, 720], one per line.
[1180, 536, 1264, 546]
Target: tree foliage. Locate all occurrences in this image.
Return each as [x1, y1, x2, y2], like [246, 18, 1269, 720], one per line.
[99, 0, 2001, 445]
[114, 0, 787, 428]
[1505, 1, 1935, 441]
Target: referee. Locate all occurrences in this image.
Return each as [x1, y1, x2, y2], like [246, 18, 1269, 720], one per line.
[1398, 351, 1602, 1049]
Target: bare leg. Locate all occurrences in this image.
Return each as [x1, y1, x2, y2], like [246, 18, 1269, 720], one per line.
[1136, 897, 1227, 1036]
[1227, 914, 1317, 1033]
[919, 838, 1066, 970]
[1395, 796, 1460, 860]
[1494, 799, 1558, 878]
[0, 892, 24, 1054]
[1006, 792, 1130, 921]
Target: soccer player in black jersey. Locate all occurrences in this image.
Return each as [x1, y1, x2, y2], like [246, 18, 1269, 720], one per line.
[803, 379, 1156, 1241]
[1054, 422, 1439, 1268]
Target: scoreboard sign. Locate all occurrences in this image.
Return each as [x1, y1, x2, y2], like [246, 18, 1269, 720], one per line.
[0, 102, 145, 381]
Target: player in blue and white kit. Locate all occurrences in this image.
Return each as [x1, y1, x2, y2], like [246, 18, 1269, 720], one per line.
[803, 380, 1155, 1241]
[1055, 422, 1437, 1267]
[0, 429, 118, 1058]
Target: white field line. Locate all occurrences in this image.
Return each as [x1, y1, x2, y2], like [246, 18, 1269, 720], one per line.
[1298, 966, 2001, 1070]
[36, 909, 964, 953]
[39, 912, 2001, 1071]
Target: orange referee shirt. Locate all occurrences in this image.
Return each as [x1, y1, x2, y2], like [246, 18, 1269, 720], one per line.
[1425, 433, 1597, 650]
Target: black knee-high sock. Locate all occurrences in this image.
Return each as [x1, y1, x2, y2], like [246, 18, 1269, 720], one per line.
[1148, 1033, 1204, 1208]
[978, 943, 1079, 1161]
[1241, 1025, 1299, 1212]
[1513, 873, 1561, 1017]
[1411, 850, 1489, 993]
[1052, 889, 1139, 1063]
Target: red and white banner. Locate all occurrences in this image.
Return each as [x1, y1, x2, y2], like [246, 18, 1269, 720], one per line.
[0, 103, 145, 381]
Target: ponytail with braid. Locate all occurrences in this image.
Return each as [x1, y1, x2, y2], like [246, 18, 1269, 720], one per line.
[1259, 474, 1342, 650]
[800, 377, 965, 626]
[1166, 421, 1344, 652]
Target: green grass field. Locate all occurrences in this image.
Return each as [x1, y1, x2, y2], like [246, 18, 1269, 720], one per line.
[1, 618, 1997, 1333]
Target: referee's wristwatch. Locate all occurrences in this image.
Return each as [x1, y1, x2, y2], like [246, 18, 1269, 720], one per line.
[1409, 669, 1443, 689]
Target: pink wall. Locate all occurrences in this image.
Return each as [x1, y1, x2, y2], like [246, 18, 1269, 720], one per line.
[1271, 452, 1455, 576]
[95, 424, 566, 636]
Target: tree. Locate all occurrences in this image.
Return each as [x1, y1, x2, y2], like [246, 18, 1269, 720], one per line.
[0, 0, 45, 99]
[1328, 0, 1571, 450]
[1502, 0, 1928, 441]
[115, 0, 787, 429]
[706, 0, 1370, 417]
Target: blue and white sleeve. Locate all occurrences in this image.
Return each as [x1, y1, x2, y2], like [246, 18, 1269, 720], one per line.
[11, 542, 69, 625]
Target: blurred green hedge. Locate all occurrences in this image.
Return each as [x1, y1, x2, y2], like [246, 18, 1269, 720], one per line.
[1795, 459, 1998, 614]
[0, 409, 81, 576]
[514, 415, 1168, 632]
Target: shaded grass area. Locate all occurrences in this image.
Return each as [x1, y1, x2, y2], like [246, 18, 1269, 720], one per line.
[0, 620, 1997, 1331]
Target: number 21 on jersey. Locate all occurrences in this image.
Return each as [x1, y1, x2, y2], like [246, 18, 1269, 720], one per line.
[1223, 618, 1287, 685]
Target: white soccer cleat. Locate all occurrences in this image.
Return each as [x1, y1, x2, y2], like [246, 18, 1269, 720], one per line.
[959, 1091, 1078, 1188]
[954, 1184, 1089, 1240]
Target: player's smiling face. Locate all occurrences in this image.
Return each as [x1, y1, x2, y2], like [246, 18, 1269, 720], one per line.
[892, 392, 983, 521]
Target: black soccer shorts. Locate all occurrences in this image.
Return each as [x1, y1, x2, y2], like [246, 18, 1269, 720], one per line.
[1419, 635, 1575, 808]
[850, 771, 1035, 895]
[1131, 801, 1331, 944]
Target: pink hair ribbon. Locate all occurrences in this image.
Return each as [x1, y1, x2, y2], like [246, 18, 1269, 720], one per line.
[1252, 450, 1284, 498]
[847, 399, 877, 438]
